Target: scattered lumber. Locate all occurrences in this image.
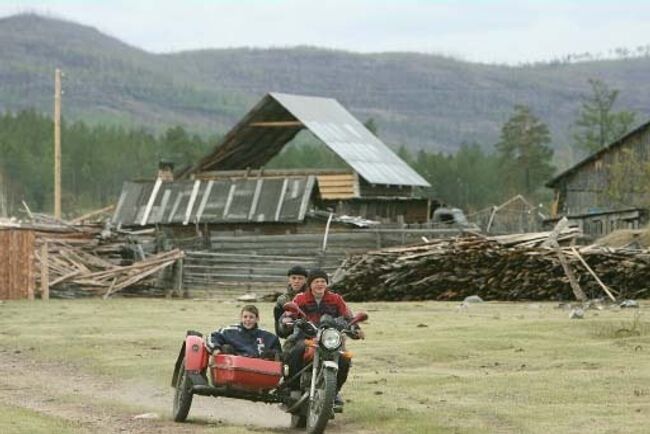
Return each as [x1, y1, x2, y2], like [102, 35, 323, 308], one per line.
[35, 236, 183, 299]
[332, 229, 650, 302]
[20, 216, 180, 298]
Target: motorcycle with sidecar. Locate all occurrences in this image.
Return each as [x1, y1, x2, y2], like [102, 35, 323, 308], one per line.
[171, 302, 367, 434]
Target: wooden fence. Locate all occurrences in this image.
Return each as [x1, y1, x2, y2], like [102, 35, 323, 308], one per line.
[0, 229, 35, 300]
[182, 229, 464, 295]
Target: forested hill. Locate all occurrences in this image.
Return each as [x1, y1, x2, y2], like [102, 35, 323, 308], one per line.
[2, 13, 650, 155]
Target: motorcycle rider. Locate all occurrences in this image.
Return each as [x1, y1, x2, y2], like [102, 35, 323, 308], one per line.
[273, 265, 308, 337]
[207, 305, 281, 359]
[279, 269, 364, 407]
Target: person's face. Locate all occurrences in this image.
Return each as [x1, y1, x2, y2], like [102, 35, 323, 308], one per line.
[310, 278, 327, 298]
[240, 310, 258, 329]
[289, 274, 306, 291]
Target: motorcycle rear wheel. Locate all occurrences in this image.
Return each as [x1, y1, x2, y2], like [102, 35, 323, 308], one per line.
[172, 358, 194, 422]
[306, 368, 337, 434]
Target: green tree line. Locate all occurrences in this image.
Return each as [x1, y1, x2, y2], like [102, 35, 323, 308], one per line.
[0, 79, 637, 217]
[0, 110, 215, 215]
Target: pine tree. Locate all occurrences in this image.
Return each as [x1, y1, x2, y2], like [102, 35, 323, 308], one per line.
[573, 79, 636, 154]
[496, 105, 555, 198]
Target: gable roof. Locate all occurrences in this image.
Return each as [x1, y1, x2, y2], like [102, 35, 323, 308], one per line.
[184, 93, 430, 188]
[546, 120, 650, 188]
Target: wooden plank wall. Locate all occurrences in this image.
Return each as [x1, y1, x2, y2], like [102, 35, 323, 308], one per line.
[182, 230, 455, 295]
[560, 128, 650, 215]
[0, 229, 35, 300]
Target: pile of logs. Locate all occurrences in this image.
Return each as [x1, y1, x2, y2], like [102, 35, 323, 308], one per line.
[332, 230, 650, 302]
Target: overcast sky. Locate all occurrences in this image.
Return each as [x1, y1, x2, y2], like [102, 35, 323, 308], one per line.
[1, 0, 649, 64]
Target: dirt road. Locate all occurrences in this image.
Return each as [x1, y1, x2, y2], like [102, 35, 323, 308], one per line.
[0, 351, 348, 433]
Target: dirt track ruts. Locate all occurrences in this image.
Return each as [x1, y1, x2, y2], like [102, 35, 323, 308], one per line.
[0, 350, 349, 433]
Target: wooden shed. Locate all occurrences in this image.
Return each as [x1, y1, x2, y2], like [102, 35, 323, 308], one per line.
[115, 92, 432, 230]
[186, 93, 430, 221]
[546, 120, 650, 237]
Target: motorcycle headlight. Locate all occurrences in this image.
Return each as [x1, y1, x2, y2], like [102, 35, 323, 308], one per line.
[321, 328, 342, 350]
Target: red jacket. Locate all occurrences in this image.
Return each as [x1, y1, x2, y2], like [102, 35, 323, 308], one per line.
[291, 289, 352, 324]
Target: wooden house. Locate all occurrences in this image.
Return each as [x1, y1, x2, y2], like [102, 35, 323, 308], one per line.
[546, 120, 650, 237]
[112, 93, 432, 233]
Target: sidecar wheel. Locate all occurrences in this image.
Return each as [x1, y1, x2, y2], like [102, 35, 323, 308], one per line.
[172, 358, 193, 422]
[306, 369, 337, 434]
[290, 412, 307, 429]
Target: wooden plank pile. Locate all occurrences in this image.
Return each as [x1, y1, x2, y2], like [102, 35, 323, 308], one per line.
[35, 240, 183, 298]
[332, 229, 650, 302]
[28, 223, 181, 299]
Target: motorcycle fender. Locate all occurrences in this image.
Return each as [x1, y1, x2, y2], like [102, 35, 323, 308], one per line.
[171, 342, 185, 387]
[322, 361, 339, 371]
[184, 335, 208, 372]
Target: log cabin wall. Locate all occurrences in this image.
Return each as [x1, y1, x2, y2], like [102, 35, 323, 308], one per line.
[555, 124, 650, 216]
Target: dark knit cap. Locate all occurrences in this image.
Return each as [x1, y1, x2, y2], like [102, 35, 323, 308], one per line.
[307, 269, 329, 288]
[288, 265, 308, 277]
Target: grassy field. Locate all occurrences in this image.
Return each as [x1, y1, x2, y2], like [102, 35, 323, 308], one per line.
[0, 405, 85, 434]
[0, 298, 649, 433]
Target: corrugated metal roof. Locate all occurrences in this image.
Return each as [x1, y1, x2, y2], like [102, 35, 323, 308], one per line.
[184, 93, 430, 188]
[112, 176, 316, 226]
[272, 93, 429, 187]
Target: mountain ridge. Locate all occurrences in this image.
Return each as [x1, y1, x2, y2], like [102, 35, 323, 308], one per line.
[2, 13, 649, 159]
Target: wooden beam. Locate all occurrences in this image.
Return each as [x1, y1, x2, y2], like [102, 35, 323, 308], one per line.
[54, 68, 62, 219]
[222, 184, 237, 218]
[249, 121, 302, 127]
[183, 180, 201, 225]
[570, 247, 617, 302]
[542, 218, 587, 302]
[40, 242, 49, 300]
[275, 178, 288, 221]
[248, 179, 264, 221]
[71, 204, 115, 224]
[195, 180, 215, 223]
[141, 177, 162, 226]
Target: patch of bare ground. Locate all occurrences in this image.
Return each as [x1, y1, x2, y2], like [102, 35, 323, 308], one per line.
[0, 351, 355, 433]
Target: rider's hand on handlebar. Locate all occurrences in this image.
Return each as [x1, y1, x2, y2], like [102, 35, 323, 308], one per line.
[349, 325, 365, 340]
[294, 318, 309, 331]
[334, 317, 348, 330]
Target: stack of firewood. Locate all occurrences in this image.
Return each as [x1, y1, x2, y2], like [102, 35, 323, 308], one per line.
[332, 230, 650, 302]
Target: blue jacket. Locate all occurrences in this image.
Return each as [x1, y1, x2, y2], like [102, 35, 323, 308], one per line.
[208, 323, 281, 358]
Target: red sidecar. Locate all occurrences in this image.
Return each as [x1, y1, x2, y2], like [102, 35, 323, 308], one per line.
[171, 330, 285, 423]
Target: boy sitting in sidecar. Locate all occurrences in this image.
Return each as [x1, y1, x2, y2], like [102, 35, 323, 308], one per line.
[206, 304, 281, 359]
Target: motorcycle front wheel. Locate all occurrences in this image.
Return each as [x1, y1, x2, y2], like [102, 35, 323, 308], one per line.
[306, 368, 337, 434]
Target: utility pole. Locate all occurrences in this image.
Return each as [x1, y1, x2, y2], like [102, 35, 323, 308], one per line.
[54, 68, 61, 219]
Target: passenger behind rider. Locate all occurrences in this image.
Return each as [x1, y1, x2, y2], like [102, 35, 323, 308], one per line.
[273, 265, 308, 338]
[207, 304, 281, 359]
[279, 269, 364, 407]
